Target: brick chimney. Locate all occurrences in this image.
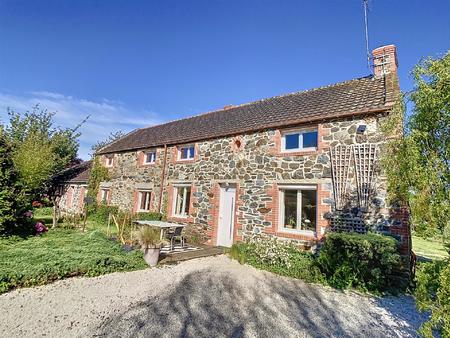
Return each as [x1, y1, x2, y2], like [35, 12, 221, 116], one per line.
[372, 44, 398, 78]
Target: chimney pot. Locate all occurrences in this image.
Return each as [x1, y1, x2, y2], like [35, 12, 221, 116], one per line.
[372, 44, 398, 78]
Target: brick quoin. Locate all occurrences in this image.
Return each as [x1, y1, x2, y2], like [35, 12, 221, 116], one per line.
[207, 184, 221, 244]
[66, 186, 73, 209]
[389, 206, 411, 256]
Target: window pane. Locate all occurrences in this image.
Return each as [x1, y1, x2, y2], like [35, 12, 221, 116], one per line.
[184, 187, 191, 214]
[301, 190, 316, 231]
[302, 131, 318, 148]
[188, 146, 195, 158]
[176, 188, 183, 214]
[180, 148, 188, 159]
[285, 134, 299, 150]
[140, 192, 151, 210]
[283, 190, 298, 229]
[146, 152, 155, 163]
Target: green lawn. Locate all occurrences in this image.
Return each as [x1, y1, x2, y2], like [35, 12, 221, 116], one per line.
[0, 229, 147, 293]
[412, 235, 449, 261]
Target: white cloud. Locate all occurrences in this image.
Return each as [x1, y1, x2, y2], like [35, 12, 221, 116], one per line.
[0, 91, 162, 160]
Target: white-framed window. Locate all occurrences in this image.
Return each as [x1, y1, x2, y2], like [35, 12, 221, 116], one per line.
[172, 184, 191, 217]
[105, 155, 114, 167]
[137, 190, 152, 211]
[177, 145, 195, 161]
[143, 150, 156, 164]
[279, 185, 317, 233]
[101, 189, 110, 204]
[281, 129, 318, 152]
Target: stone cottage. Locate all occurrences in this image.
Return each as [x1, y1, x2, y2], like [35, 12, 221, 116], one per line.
[95, 44, 409, 251]
[55, 161, 91, 215]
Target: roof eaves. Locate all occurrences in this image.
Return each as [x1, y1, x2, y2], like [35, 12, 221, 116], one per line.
[98, 104, 390, 155]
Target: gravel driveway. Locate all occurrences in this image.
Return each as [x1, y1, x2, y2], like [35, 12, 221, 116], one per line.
[0, 255, 426, 337]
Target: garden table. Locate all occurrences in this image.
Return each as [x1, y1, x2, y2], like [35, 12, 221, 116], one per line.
[134, 220, 186, 240]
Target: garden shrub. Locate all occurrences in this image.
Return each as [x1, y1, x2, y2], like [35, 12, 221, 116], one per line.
[88, 204, 119, 224]
[134, 212, 163, 221]
[33, 206, 53, 218]
[0, 133, 32, 235]
[415, 260, 450, 337]
[317, 232, 401, 292]
[230, 237, 324, 283]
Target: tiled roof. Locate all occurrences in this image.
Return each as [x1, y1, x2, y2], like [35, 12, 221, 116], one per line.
[52, 161, 91, 184]
[98, 75, 395, 154]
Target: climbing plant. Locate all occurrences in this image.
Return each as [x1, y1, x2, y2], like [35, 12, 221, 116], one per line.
[86, 156, 110, 211]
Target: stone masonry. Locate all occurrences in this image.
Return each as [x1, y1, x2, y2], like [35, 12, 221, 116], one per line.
[99, 113, 391, 245]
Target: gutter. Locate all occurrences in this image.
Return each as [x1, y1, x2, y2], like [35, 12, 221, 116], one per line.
[158, 144, 168, 213]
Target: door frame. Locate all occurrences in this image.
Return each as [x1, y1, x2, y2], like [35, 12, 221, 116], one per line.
[216, 183, 237, 247]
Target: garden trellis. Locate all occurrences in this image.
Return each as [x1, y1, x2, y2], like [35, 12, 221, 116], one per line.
[330, 144, 379, 211]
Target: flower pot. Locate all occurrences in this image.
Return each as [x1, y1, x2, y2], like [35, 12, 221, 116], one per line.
[143, 246, 161, 267]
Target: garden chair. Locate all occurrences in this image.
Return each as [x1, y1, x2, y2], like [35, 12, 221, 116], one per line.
[166, 226, 185, 251]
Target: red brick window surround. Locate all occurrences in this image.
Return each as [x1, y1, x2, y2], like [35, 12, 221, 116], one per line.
[104, 154, 115, 168]
[135, 190, 152, 212]
[174, 143, 198, 164]
[277, 184, 318, 236]
[281, 127, 318, 153]
[272, 124, 329, 157]
[138, 149, 157, 167]
[99, 188, 111, 205]
[170, 184, 192, 219]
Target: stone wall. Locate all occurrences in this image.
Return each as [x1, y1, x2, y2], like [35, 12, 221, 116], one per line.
[59, 184, 86, 215]
[100, 113, 392, 245]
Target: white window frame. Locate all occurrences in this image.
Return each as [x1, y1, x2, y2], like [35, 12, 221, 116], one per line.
[278, 185, 317, 235]
[137, 190, 152, 212]
[105, 155, 114, 167]
[172, 184, 192, 218]
[177, 144, 195, 161]
[281, 128, 318, 152]
[143, 150, 156, 164]
[101, 189, 110, 203]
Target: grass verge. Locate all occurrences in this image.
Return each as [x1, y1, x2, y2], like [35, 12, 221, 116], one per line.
[412, 235, 449, 261]
[0, 229, 147, 293]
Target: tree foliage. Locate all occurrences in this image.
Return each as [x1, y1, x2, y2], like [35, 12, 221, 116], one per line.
[0, 131, 31, 235]
[3, 105, 84, 195]
[383, 52, 450, 240]
[90, 130, 124, 155]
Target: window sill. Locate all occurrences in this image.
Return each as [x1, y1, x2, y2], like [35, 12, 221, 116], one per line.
[140, 162, 156, 167]
[168, 215, 194, 223]
[175, 159, 196, 164]
[278, 228, 315, 236]
[277, 149, 319, 157]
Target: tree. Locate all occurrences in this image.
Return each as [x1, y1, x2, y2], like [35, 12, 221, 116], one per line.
[3, 105, 85, 196]
[90, 130, 124, 155]
[384, 51, 450, 241]
[0, 130, 31, 235]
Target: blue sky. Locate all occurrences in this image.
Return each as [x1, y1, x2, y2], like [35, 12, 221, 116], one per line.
[0, 0, 448, 159]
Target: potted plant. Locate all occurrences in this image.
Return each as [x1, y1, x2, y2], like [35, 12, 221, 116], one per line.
[136, 227, 166, 267]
